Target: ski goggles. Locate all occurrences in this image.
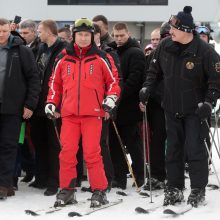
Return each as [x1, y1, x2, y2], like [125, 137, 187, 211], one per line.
[168, 15, 193, 33]
[195, 26, 210, 35]
[74, 18, 93, 29]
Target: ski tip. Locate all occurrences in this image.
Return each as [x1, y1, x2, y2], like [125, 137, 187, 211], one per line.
[116, 191, 127, 196]
[135, 207, 149, 214]
[25, 210, 39, 216]
[207, 184, 220, 190]
[139, 191, 150, 197]
[163, 209, 177, 215]
[68, 211, 82, 217]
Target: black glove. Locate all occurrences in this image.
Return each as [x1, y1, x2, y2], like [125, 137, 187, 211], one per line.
[139, 87, 150, 105]
[195, 102, 212, 120]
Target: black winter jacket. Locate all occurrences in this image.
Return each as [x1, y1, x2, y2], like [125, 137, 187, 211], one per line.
[0, 35, 40, 116]
[35, 39, 66, 116]
[144, 35, 220, 115]
[109, 37, 146, 125]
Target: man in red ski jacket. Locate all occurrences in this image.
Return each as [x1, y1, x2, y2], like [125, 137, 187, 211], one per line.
[45, 18, 120, 208]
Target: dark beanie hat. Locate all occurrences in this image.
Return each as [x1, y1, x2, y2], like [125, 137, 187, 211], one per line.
[169, 6, 194, 33]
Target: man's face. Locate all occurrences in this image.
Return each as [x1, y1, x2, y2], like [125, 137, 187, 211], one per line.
[75, 31, 92, 48]
[37, 24, 49, 43]
[93, 20, 107, 37]
[113, 29, 129, 47]
[0, 24, 10, 46]
[20, 28, 36, 44]
[58, 31, 72, 43]
[151, 32, 160, 49]
[199, 33, 209, 43]
[169, 26, 187, 42]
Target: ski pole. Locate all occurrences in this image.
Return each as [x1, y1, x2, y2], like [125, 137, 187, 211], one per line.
[143, 106, 153, 203]
[111, 120, 140, 192]
[142, 108, 147, 186]
[205, 120, 220, 160]
[204, 139, 220, 189]
[52, 118, 62, 148]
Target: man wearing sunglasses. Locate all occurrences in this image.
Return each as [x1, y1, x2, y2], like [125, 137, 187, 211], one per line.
[195, 26, 211, 43]
[139, 6, 220, 208]
[45, 18, 120, 207]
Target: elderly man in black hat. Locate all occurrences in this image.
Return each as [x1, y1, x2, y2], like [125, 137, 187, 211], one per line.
[139, 6, 220, 207]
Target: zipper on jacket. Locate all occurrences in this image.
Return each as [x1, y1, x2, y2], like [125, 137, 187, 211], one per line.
[94, 89, 102, 109]
[78, 49, 82, 115]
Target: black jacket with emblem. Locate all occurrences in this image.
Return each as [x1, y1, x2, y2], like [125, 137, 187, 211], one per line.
[109, 37, 146, 125]
[143, 35, 220, 115]
[0, 35, 40, 116]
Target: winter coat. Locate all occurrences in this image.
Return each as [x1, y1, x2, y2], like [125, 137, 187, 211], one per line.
[47, 43, 120, 117]
[144, 35, 220, 115]
[0, 35, 40, 115]
[34, 39, 66, 116]
[109, 37, 146, 125]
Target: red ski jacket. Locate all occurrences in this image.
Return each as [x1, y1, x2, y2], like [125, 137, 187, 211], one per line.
[47, 43, 120, 117]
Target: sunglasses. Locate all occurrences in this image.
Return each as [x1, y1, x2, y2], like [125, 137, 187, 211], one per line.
[74, 18, 93, 28]
[195, 26, 210, 35]
[168, 15, 181, 29]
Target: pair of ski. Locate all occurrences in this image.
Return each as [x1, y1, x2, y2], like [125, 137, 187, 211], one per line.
[135, 203, 193, 216]
[25, 198, 123, 217]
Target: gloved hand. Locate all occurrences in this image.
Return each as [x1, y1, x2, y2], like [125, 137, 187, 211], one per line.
[102, 95, 117, 113]
[195, 102, 212, 120]
[139, 87, 150, 105]
[45, 103, 56, 119]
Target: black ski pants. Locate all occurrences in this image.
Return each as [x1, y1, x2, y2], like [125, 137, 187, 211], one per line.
[109, 121, 144, 185]
[147, 99, 166, 181]
[30, 116, 61, 189]
[0, 113, 21, 187]
[165, 112, 208, 190]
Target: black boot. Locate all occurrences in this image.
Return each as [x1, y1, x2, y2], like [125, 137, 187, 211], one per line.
[44, 187, 58, 196]
[163, 187, 184, 206]
[143, 178, 165, 191]
[55, 188, 76, 206]
[21, 173, 34, 183]
[187, 188, 205, 207]
[90, 190, 109, 208]
[0, 186, 8, 200]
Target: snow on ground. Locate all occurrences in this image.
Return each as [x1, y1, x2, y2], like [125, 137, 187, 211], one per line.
[1, 127, 220, 220]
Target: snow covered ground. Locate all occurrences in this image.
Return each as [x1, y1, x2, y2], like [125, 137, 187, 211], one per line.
[1, 127, 220, 220]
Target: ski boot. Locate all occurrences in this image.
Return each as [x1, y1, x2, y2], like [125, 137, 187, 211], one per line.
[163, 187, 184, 206]
[54, 188, 76, 207]
[143, 177, 165, 191]
[0, 186, 8, 200]
[90, 189, 109, 208]
[187, 188, 205, 207]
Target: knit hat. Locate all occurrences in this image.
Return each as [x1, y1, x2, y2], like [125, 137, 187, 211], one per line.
[169, 6, 194, 33]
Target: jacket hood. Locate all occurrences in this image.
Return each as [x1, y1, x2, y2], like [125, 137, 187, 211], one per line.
[7, 35, 25, 48]
[108, 37, 141, 53]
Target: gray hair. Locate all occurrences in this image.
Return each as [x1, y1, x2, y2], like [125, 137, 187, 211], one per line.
[19, 19, 37, 32]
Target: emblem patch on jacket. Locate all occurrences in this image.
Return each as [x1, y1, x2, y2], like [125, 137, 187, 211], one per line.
[215, 63, 220, 72]
[89, 64, 93, 75]
[186, 62, 194, 70]
[67, 64, 71, 75]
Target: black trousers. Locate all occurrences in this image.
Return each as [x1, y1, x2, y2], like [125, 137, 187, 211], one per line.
[100, 119, 114, 182]
[165, 112, 208, 189]
[0, 113, 21, 187]
[147, 99, 166, 181]
[30, 116, 61, 189]
[109, 121, 144, 183]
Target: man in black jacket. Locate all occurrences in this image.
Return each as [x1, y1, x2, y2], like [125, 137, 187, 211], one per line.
[0, 18, 40, 199]
[108, 22, 145, 189]
[29, 19, 66, 196]
[139, 6, 220, 207]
